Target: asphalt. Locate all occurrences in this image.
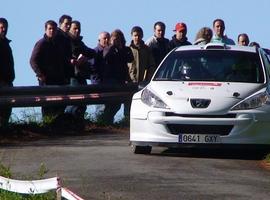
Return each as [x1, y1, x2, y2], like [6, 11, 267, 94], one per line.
[0, 132, 269, 200]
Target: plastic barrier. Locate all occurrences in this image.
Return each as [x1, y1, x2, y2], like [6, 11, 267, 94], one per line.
[61, 187, 85, 200]
[0, 175, 84, 200]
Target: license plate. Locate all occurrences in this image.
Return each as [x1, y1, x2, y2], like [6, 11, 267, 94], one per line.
[179, 134, 221, 144]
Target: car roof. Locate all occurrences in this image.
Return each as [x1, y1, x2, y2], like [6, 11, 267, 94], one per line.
[174, 43, 258, 53]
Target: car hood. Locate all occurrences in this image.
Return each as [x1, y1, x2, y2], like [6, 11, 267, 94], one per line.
[147, 81, 265, 114]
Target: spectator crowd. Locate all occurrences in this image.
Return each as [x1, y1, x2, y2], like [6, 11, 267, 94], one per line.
[0, 15, 262, 126]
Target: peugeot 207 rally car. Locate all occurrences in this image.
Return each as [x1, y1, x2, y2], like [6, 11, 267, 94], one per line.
[130, 43, 270, 154]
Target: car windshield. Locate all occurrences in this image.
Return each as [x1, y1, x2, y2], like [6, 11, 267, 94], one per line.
[153, 50, 264, 83]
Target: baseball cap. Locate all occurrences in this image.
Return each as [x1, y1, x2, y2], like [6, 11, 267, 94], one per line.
[174, 22, 187, 32]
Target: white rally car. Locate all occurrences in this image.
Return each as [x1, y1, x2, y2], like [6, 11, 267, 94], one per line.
[130, 43, 270, 154]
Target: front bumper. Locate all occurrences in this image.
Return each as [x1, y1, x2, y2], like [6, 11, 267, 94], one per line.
[130, 105, 270, 145]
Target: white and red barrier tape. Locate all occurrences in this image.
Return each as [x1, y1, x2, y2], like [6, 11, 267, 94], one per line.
[61, 187, 85, 200]
[0, 175, 84, 200]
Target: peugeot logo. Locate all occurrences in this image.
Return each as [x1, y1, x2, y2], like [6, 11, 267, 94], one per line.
[190, 98, 211, 108]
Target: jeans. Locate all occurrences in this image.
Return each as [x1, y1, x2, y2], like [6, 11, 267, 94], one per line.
[65, 77, 87, 119]
[0, 82, 13, 126]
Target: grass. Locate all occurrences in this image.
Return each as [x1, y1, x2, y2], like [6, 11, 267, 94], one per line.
[0, 108, 129, 145]
[10, 107, 129, 129]
[0, 162, 56, 200]
[264, 153, 270, 163]
[0, 190, 56, 200]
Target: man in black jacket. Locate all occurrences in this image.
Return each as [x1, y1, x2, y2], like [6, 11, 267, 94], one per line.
[56, 15, 74, 82]
[68, 20, 96, 84]
[30, 20, 72, 119]
[0, 18, 15, 126]
[64, 20, 96, 120]
[145, 21, 169, 78]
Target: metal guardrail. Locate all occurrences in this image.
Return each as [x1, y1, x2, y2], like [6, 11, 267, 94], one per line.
[0, 83, 139, 107]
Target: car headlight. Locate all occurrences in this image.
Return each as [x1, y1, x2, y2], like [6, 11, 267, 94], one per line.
[231, 91, 270, 110]
[141, 88, 169, 109]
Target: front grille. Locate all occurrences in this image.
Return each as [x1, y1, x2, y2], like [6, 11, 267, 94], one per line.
[165, 112, 236, 118]
[167, 124, 233, 136]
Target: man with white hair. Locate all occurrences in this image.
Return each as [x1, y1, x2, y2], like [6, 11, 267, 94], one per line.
[92, 31, 110, 84]
[88, 31, 110, 117]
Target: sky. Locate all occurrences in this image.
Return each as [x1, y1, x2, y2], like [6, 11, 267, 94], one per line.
[2, 0, 270, 119]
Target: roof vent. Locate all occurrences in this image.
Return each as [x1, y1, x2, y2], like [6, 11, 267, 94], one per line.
[204, 43, 226, 50]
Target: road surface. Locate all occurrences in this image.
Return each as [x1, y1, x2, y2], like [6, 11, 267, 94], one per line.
[0, 131, 269, 199]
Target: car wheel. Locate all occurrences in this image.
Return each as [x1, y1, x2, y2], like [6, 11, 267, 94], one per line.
[131, 145, 152, 154]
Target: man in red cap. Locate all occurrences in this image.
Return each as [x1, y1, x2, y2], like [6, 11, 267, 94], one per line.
[169, 22, 191, 50]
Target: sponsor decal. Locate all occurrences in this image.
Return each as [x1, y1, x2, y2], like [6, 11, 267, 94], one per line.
[188, 82, 222, 86]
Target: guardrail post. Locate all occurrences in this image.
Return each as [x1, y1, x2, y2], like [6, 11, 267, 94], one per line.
[56, 187, 62, 200]
[56, 176, 61, 200]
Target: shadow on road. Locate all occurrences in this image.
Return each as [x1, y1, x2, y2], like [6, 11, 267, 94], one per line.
[152, 147, 270, 160]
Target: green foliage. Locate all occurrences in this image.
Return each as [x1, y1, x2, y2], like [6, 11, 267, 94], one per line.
[0, 163, 12, 178]
[10, 108, 60, 128]
[0, 189, 55, 200]
[264, 153, 270, 163]
[37, 163, 49, 179]
[10, 107, 129, 128]
[0, 189, 24, 200]
[41, 115, 57, 126]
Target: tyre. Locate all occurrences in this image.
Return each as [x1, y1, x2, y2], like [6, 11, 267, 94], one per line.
[131, 145, 152, 154]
